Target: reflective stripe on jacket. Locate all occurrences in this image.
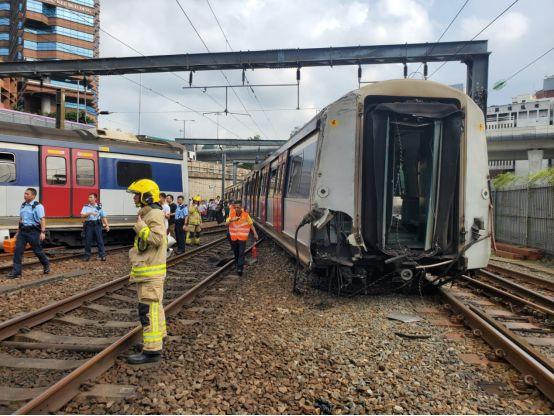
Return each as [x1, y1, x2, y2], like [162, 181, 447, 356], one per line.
[129, 204, 167, 283]
[227, 211, 252, 241]
[188, 204, 202, 225]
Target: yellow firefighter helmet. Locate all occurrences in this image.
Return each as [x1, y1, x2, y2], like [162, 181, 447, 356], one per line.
[127, 179, 161, 207]
[193, 195, 201, 203]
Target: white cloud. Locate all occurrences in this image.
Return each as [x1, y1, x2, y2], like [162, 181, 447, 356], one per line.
[95, 1, 549, 139]
[460, 12, 529, 43]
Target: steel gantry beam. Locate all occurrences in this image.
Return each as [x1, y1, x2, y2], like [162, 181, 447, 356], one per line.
[0, 40, 490, 112]
[176, 138, 287, 146]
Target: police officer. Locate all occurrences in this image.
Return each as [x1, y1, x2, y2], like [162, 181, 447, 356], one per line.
[226, 200, 258, 276]
[126, 179, 167, 364]
[174, 195, 188, 254]
[81, 193, 109, 261]
[7, 188, 50, 279]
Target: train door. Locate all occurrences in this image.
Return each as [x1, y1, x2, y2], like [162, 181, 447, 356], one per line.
[70, 149, 99, 217]
[273, 154, 287, 231]
[40, 146, 70, 217]
[266, 162, 278, 225]
[258, 166, 269, 222]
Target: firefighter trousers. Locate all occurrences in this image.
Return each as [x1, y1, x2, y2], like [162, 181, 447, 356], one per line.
[136, 279, 167, 352]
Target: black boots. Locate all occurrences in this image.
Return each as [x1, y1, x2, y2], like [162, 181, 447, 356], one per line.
[43, 265, 50, 274]
[127, 350, 162, 365]
[7, 271, 21, 279]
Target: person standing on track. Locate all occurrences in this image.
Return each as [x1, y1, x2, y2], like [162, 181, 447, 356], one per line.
[159, 192, 170, 232]
[166, 194, 177, 237]
[174, 195, 188, 254]
[226, 200, 258, 277]
[7, 188, 50, 279]
[126, 179, 168, 364]
[81, 193, 109, 262]
[186, 195, 202, 246]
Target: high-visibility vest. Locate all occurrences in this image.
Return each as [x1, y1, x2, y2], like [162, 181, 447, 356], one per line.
[228, 212, 252, 241]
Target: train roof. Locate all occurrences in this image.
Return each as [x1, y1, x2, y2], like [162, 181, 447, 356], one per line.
[0, 121, 184, 160]
[253, 78, 475, 171]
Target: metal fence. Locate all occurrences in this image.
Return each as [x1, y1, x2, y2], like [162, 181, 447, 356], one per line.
[492, 185, 554, 255]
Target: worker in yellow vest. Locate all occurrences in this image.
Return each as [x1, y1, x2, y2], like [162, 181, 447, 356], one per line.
[126, 179, 167, 364]
[186, 195, 202, 245]
[226, 200, 258, 276]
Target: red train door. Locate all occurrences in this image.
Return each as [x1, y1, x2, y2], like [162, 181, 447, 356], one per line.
[71, 149, 99, 217]
[273, 154, 287, 231]
[259, 166, 269, 222]
[40, 146, 70, 217]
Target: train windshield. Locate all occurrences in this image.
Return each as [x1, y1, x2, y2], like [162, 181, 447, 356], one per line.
[362, 99, 463, 255]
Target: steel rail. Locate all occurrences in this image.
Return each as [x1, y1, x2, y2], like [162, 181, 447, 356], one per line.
[0, 226, 227, 272]
[478, 269, 554, 311]
[14, 239, 262, 414]
[439, 286, 554, 402]
[0, 236, 227, 341]
[460, 275, 554, 316]
[486, 264, 554, 292]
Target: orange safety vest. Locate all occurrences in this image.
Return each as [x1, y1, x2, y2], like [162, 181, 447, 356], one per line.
[228, 212, 252, 241]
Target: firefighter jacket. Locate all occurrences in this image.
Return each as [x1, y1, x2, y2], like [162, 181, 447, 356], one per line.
[188, 204, 202, 226]
[129, 204, 167, 282]
[227, 211, 253, 241]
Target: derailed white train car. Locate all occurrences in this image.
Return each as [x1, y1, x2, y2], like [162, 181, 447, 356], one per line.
[228, 79, 491, 294]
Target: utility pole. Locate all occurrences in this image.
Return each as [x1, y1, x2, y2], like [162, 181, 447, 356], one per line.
[174, 118, 195, 139]
[138, 73, 142, 135]
[55, 89, 65, 129]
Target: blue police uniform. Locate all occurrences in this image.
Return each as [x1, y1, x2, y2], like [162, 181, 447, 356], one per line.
[174, 204, 188, 253]
[11, 200, 50, 277]
[81, 203, 106, 259]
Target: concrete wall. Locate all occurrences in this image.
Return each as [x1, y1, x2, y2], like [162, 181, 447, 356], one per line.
[188, 160, 250, 200]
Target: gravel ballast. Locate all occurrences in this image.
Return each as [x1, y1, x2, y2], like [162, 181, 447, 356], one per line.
[63, 242, 552, 414]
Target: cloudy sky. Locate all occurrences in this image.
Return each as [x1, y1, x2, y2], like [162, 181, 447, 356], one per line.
[97, 0, 554, 140]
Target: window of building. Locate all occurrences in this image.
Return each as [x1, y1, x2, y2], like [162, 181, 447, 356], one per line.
[0, 48, 8, 56]
[23, 40, 93, 58]
[0, 152, 16, 183]
[69, 0, 95, 6]
[507, 106, 512, 111]
[46, 156, 67, 185]
[0, 3, 10, 10]
[76, 158, 94, 186]
[0, 33, 8, 40]
[116, 161, 152, 187]
[0, 18, 9, 25]
[287, 137, 317, 199]
[529, 110, 537, 118]
[521, 104, 526, 110]
[535, 103, 540, 108]
[539, 109, 548, 117]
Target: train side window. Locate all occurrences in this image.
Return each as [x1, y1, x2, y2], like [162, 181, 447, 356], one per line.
[76, 158, 95, 186]
[117, 161, 152, 187]
[46, 156, 67, 185]
[287, 140, 316, 198]
[0, 152, 16, 183]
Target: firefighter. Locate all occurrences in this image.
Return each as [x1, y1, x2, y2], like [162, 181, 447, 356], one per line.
[126, 179, 168, 364]
[226, 200, 258, 276]
[186, 195, 202, 245]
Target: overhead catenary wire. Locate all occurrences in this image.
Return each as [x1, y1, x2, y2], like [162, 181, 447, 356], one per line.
[69, 13, 245, 139]
[411, 0, 470, 78]
[429, 0, 520, 78]
[499, 46, 554, 85]
[205, 0, 278, 138]
[174, 0, 271, 139]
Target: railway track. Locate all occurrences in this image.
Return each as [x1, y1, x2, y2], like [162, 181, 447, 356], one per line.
[0, 233, 256, 414]
[0, 225, 227, 273]
[436, 263, 554, 402]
